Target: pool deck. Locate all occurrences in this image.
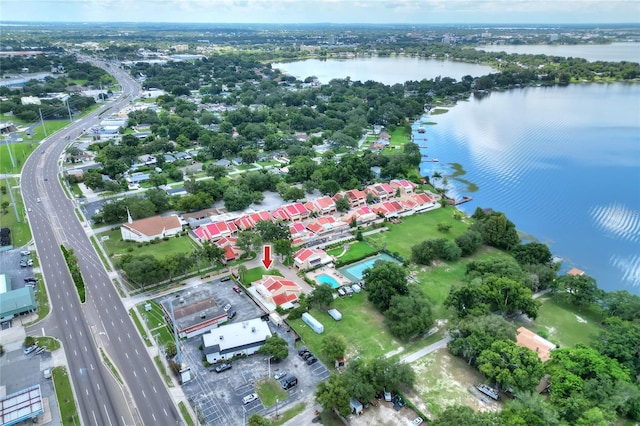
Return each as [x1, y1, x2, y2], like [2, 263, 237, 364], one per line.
[306, 265, 352, 287]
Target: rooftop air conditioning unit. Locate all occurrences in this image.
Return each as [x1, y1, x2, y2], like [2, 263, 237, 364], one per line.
[251, 327, 256, 332]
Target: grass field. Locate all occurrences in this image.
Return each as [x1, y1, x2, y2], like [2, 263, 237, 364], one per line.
[52, 366, 80, 425]
[0, 142, 38, 174]
[289, 295, 399, 362]
[101, 229, 199, 262]
[412, 246, 512, 319]
[0, 177, 32, 247]
[25, 275, 49, 326]
[34, 336, 61, 351]
[366, 207, 469, 260]
[178, 401, 195, 426]
[521, 297, 604, 348]
[129, 308, 152, 346]
[271, 402, 307, 426]
[137, 300, 174, 346]
[327, 241, 378, 264]
[27, 119, 72, 142]
[241, 266, 284, 286]
[256, 378, 288, 407]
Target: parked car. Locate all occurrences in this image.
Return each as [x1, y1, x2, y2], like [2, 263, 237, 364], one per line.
[24, 277, 38, 283]
[232, 285, 242, 294]
[302, 352, 313, 360]
[223, 304, 231, 312]
[20, 250, 30, 256]
[306, 357, 318, 365]
[214, 363, 232, 373]
[221, 276, 231, 282]
[274, 370, 288, 380]
[412, 417, 423, 425]
[43, 369, 51, 379]
[23, 345, 38, 355]
[297, 349, 309, 356]
[384, 389, 392, 402]
[280, 376, 298, 390]
[228, 310, 236, 320]
[242, 393, 259, 404]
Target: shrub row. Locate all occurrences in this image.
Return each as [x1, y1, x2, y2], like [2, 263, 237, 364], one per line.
[60, 245, 86, 302]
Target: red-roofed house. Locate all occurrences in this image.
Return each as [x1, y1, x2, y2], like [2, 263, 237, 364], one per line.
[365, 183, 395, 201]
[344, 189, 367, 207]
[249, 211, 273, 225]
[271, 207, 291, 222]
[305, 216, 349, 237]
[372, 200, 405, 218]
[346, 206, 379, 225]
[121, 215, 182, 243]
[516, 327, 556, 362]
[390, 179, 417, 195]
[215, 237, 240, 262]
[289, 222, 316, 247]
[234, 215, 255, 231]
[193, 220, 238, 243]
[312, 196, 337, 215]
[283, 202, 309, 222]
[293, 248, 333, 270]
[253, 275, 302, 309]
[411, 193, 437, 212]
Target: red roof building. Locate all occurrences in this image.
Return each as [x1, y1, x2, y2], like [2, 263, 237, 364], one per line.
[390, 179, 417, 194]
[344, 189, 367, 207]
[253, 275, 302, 308]
[293, 248, 333, 269]
[271, 207, 291, 221]
[193, 220, 238, 242]
[283, 202, 309, 221]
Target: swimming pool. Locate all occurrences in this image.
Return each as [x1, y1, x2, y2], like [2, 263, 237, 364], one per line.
[316, 274, 340, 289]
[338, 253, 402, 281]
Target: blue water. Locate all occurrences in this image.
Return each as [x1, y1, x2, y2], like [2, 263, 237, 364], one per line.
[339, 253, 403, 282]
[417, 83, 640, 295]
[316, 274, 340, 289]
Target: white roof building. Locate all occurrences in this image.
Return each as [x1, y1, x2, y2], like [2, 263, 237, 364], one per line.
[202, 318, 271, 363]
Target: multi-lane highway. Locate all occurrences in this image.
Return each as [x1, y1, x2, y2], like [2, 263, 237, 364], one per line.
[22, 60, 183, 426]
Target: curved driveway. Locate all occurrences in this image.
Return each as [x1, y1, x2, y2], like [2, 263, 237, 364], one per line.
[22, 60, 182, 426]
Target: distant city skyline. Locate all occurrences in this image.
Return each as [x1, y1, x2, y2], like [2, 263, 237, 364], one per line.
[2, 0, 639, 25]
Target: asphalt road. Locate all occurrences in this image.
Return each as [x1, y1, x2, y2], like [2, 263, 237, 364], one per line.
[22, 59, 182, 426]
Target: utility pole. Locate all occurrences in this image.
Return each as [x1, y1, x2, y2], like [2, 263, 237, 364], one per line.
[66, 98, 73, 122]
[38, 108, 47, 137]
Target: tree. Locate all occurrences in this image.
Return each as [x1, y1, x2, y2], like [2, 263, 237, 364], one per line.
[367, 356, 415, 392]
[384, 287, 434, 341]
[500, 391, 561, 426]
[454, 230, 483, 256]
[335, 196, 350, 212]
[237, 264, 248, 282]
[24, 336, 36, 347]
[223, 187, 254, 211]
[437, 222, 452, 232]
[477, 340, 545, 392]
[321, 335, 347, 361]
[236, 232, 262, 258]
[248, 414, 270, 426]
[1, 201, 9, 214]
[431, 405, 499, 426]
[255, 220, 289, 242]
[598, 290, 640, 321]
[258, 335, 289, 361]
[448, 314, 517, 366]
[471, 211, 520, 250]
[593, 317, 640, 378]
[164, 341, 177, 359]
[512, 242, 552, 266]
[316, 373, 351, 416]
[164, 253, 194, 281]
[201, 241, 226, 269]
[308, 284, 334, 310]
[556, 274, 601, 307]
[273, 239, 292, 261]
[483, 275, 540, 318]
[363, 261, 409, 312]
[466, 256, 532, 290]
[282, 186, 305, 201]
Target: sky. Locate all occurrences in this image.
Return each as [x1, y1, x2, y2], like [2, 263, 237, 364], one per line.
[2, 0, 639, 24]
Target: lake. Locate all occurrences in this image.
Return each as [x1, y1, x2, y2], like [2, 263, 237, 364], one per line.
[475, 42, 640, 63]
[417, 83, 640, 295]
[272, 57, 495, 84]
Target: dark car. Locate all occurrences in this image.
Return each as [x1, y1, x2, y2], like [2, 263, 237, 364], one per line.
[302, 352, 313, 360]
[214, 363, 232, 373]
[306, 357, 318, 365]
[221, 276, 231, 282]
[298, 349, 309, 357]
[280, 376, 298, 390]
[24, 277, 38, 283]
[228, 310, 237, 320]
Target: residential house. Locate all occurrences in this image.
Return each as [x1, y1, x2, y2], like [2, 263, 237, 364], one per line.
[214, 159, 231, 168]
[283, 203, 309, 222]
[311, 196, 337, 215]
[175, 152, 192, 161]
[390, 179, 417, 195]
[372, 200, 405, 218]
[410, 193, 437, 212]
[293, 248, 333, 270]
[253, 275, 302, 309]
[516, 327, 556, 362]
[125, 172, 150, 185]
[304, 216, 349, 238]
[345, 206, 379, 226]
[121, 214, 182, 243]
[215, 237, 240, 263]
[163, 154, 177, 163]
[193, 220, 238, 243]
[271, 207, 290, 222]
[289, 222, 315, 247]
[365, 183, 395, 201]
[341, 189, 367, 207]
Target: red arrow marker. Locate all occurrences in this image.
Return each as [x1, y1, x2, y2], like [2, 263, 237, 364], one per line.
[261, 245, 273, 270]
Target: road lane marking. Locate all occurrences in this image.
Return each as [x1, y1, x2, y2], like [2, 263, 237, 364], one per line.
[163, 408, 168, 417]
[142, 390, 146, 398]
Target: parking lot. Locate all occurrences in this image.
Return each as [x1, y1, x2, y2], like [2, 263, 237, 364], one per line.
[0, 246, 37, 293]
[177, 279, 330, 426]
[0, 342, 60, 426]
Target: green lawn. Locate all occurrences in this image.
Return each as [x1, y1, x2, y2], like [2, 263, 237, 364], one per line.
[34, 336, 61, 351]
[52, 367, 80, 425]
[25, 274, 49, 326]
[289, 295, 399, 362]
[522, 297, 604, 348]
[129, 308, 152, 347]
[137, 300, 174, 346]
[366, 207, 469, 260]
[241, 266, 284, 286]
[0, 142, 38, 174]
[256, 378, 288, 407]
[178, 401, 195, 426]
[100, 229, 199, 261]
[0, 177, 32, 246]
[389, 127, 411, 149]
[412, 246, 512, 319]
[25, 119, 71, 142]
[271, 402, 307, 426]
[328, 241, 378, 264]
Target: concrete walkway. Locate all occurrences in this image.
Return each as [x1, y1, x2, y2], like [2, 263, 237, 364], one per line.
[400, 334, 452, 364]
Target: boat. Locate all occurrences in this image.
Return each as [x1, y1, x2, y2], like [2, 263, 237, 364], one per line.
[417, 126, 426, 134]
[476, 384, 500, 400]
[430, 158, 439, 162]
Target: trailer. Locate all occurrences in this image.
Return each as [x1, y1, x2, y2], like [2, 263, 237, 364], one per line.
[302, 312, 324, 334]
[351, 284, 362, 293]
[327, 309, 342, 321]
[343, 286, 354, 297]
[350, 398, 363, 415]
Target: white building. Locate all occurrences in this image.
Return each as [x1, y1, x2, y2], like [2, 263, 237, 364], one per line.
[202, 318, 271, 363]
[120, 213, 182, 242]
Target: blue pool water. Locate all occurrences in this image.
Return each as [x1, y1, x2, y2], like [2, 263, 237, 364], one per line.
[316, 274, 340, 289]
[339, 253, 402, 282]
